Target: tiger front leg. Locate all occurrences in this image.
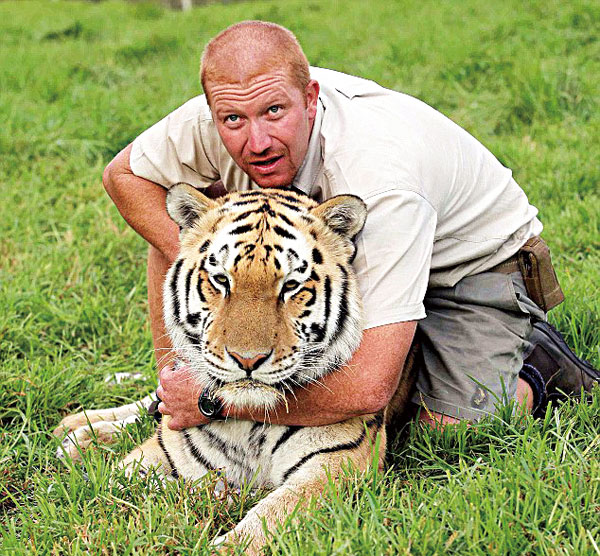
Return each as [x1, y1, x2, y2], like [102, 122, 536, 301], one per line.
[53, 394, 155, 435]
[212, 479, 322, 556]
[53, 394, 156, 460]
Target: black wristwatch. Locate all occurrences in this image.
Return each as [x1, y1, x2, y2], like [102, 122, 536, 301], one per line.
[198, 387, 225, 421]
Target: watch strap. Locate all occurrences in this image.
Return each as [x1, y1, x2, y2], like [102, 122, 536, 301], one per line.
[147, 392, 163, 422]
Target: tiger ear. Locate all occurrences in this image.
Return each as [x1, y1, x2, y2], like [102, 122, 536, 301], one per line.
[311, 195, 367, 239]
[166, 182, 218, 229]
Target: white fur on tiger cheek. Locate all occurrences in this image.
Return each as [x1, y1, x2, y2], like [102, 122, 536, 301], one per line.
[162, 260, 210, 385]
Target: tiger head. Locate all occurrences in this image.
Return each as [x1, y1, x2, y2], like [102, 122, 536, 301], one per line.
[164, 183, 367, 411]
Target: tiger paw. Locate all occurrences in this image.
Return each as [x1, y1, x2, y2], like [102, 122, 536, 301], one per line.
[55, 418, 137, 460]
[52, 412, 97, 437]
[211, 524, 264, 556]
[211, 531, 247, 555]
[55, 424, 97, 461]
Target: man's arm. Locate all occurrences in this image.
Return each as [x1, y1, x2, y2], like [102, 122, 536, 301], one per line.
[103, 144, 181, 262]
[104, 144, 227, 254]
[104, 145, 228, 373]
[158, 320, 417, 429]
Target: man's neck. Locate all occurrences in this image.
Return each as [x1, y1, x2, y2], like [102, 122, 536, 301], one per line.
[292, 97, 324, 195]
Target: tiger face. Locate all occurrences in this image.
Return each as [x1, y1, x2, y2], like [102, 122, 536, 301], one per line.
[164, 184, 367, 411]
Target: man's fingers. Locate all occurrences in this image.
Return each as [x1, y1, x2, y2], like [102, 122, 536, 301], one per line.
[159, 364, 179, 390]
[167, 418, 184, 431]
[159, 362, 193, 384]
[158, 402, 171, 415]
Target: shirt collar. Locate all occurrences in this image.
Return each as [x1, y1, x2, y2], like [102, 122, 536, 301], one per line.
[292, 98, 324, 196]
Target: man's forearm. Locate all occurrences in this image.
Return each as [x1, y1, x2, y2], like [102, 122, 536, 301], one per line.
[226, 323, 414, 426]
[160, 322, 416, 430]
[103, 144, 180, 262]
[223, 364, 380, 427]
[159, 360, 378, 429]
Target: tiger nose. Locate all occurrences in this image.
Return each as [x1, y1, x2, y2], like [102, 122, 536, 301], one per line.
[226, 349, 272, 375]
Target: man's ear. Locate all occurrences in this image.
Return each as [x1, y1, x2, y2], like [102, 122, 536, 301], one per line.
[166, 182, 218, 230]
[305, 80, 320, 120]
[311, 194, 367, 239]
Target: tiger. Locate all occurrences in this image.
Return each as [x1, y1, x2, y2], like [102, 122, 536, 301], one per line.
[54, 184, 417, 554]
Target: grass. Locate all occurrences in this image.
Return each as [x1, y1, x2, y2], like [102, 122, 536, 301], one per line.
[1, 0, 599, 554]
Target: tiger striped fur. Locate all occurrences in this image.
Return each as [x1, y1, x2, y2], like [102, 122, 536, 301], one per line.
[55, 184, 417, 554]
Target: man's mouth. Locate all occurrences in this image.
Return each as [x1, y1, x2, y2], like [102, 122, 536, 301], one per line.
[249, 155, 284, 173]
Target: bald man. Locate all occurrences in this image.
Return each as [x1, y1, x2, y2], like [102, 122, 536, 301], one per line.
[103, 21, 599, 431]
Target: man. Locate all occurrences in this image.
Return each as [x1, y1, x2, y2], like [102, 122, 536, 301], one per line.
[103, 21, 598, 431]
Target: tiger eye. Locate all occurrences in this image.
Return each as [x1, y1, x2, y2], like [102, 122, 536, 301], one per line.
[213, 274, 229, 285]
[283, 280, 300, 292]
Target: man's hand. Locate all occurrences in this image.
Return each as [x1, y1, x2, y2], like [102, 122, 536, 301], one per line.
[157, 364, 210, 429]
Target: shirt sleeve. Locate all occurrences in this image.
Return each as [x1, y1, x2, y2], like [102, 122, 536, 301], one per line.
[352, 188, 437, 329]
[129, 95, 220, 188]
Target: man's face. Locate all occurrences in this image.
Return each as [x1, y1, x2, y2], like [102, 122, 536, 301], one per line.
[208, 71, 319, 187]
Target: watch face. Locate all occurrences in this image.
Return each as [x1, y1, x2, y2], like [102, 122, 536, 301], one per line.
[199, 396, 218, 416]
[198, 389, 223, 419]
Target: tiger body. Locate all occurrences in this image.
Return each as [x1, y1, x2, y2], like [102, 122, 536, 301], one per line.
[154, 413, 383, 490]
[56, 184, 415, 553]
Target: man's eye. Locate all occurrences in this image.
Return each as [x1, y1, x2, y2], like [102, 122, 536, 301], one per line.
[268, 105, 281, 114]
[225, 114, 239, 123]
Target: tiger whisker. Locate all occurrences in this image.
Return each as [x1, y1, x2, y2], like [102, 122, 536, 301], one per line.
[281, 382, 299, 404]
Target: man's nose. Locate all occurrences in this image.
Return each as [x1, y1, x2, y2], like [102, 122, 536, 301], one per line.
[247, 120, 273, 154]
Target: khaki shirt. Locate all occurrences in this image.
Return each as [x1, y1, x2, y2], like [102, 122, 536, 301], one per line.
[130, 67, 542, 329]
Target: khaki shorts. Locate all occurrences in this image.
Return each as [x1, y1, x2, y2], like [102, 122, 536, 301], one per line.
[411, 271, 546, 421]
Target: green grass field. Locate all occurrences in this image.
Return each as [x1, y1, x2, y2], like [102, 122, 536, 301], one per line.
[1, 0, 599, 553]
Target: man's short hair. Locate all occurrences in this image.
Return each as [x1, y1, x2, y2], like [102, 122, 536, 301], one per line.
[200, 21, 311, 105]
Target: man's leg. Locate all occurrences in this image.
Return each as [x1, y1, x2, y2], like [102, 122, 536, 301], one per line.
[412, 271, 545, 427]
[413, 270, 599, 429]
[516, 378, 536, 412]
[419, 379, 534, 427]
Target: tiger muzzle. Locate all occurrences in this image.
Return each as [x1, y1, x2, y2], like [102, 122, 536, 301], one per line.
[226, 348, 273, 375]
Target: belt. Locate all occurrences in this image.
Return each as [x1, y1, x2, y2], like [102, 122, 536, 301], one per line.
[485, 236, 564, 312]
[488, 254, 521, 274]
